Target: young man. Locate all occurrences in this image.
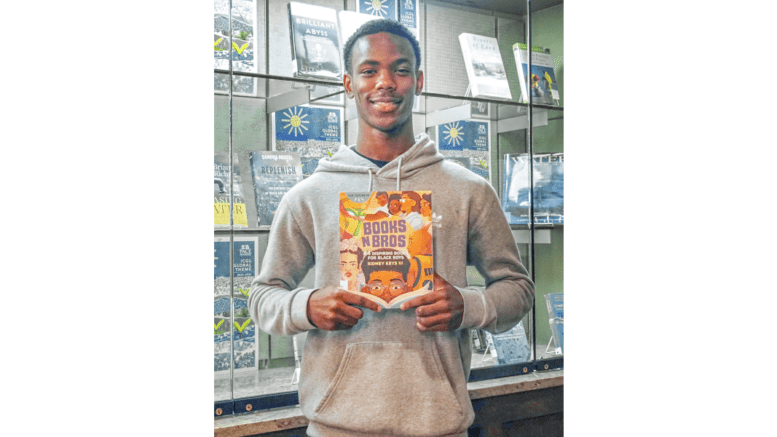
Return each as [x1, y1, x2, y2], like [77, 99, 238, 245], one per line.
[249, 19, 534, 437]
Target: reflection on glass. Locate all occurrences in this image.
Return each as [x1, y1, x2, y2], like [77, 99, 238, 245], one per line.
[214, 0, 256, 94]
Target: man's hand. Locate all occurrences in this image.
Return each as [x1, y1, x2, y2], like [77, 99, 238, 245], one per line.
[400, 273, 464, 332]
[307, 286, 382, 331]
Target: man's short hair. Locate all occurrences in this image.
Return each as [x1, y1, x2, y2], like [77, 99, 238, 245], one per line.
[343, 19, 422, 74]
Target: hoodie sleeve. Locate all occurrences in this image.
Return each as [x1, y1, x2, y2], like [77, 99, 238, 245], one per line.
[248, 197, 318, 336]
[456, 189, 535, 334]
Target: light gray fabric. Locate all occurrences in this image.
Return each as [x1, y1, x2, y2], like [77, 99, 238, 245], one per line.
[248, 133, 534, 436]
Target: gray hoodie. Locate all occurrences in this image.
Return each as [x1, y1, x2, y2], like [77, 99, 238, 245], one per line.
[249, 133, 534, 437]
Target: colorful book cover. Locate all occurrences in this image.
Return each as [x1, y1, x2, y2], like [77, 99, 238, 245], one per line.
[513, 43, 560, 106]
[502, 153, 564, 225]
[436, 119, 491, 181]
[458, 33, 512, 100]
[214, 152, 250, 228]
[489, 321, 531, 365]
[272, 104, 343, 178]
[544, 293, 564, 354]
[339, 191, 433, 308]
[357, 0, 398, 20]
[288, 2, 342, 80]
[249, 151, 303, 227]
[214, 236, 259, 372]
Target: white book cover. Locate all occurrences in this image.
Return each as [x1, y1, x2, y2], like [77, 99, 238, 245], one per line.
[512, 43, 560, 106]
[458, 33, 512, 100]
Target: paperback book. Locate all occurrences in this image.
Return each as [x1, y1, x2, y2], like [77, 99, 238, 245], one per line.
[249, 151, 303, 227]
[486, 320, 531, 365]
[214, 235, 259, 371]
[544, 293, 564, 353]
[398, 0, 419, 38]
[513, 43, 560, 106]
[339, 190, 433, 308]
[288, 2, 342, 80]
[436, 119, 491, 181]
[458, 33, 512, 100]
[357, 0, 398, 20]
[272, 104, 343, 177]
[214, 152, 250, 228]
[502, 153, 564, 225]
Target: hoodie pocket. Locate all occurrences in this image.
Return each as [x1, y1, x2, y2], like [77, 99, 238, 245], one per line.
[313, 341, 465, 435]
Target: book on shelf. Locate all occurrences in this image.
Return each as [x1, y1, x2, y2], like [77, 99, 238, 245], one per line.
[214, 235, 260, 372]
[436, 119, 491, 181]
[249, 151, 304, 227]
[288, 2, 342, 80]
[512, 43, 560, 106]
[272, 104, 344, 178]
[458, 33, 512, 100]
[339, 190, 434, 309]
[398, 0, 419, 38]
[486, 320, 531, 365]
[501, 153, 564, 225]
[214, 152, 252, 228]
[357, 0, 398, 21]
[544, 293, 564, 354]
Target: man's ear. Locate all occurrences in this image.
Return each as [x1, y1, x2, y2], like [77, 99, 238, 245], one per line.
[343, 73, 354, 99]
[415, 70, 424, 96]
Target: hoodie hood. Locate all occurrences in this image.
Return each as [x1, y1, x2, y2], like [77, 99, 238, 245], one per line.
[314, 133, 444, 191]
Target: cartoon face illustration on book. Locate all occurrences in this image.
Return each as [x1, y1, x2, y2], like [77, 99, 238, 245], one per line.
[339, 191, 433, 308]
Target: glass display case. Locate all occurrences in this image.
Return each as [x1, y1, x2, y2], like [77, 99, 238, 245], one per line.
[214, 0, 563, 417]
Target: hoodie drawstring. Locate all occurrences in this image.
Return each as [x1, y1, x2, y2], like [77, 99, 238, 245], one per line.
[396, 156, 403, 191]
[367, 168, 374, 192]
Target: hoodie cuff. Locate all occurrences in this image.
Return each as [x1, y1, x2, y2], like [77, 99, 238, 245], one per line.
[290, 288, 318, 332]
[457, 286, 487, 330]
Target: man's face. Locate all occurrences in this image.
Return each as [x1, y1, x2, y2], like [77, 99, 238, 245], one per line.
[344, 32, 423, 135]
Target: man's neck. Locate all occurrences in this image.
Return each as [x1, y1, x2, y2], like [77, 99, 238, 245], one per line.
[354, 124, 416, 162]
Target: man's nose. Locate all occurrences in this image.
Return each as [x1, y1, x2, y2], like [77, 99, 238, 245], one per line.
[376, 70, 395, 90]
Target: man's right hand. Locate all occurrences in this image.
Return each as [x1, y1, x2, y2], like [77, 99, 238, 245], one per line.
[307, 286, 382, 331]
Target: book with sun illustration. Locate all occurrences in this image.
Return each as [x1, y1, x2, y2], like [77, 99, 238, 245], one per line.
[458, 33, 512, 100]
[436, 119, 492, 182]
[288, 2, 342, 80]
[513, 43, 560, 106]
[272, 104, 343, 178]
[339, 190, 433, 309]
[357, 0, 398, 21]
[249, 151, 303, 227]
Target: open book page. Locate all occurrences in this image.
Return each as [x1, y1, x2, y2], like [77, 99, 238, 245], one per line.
[339, 191, 433, 309]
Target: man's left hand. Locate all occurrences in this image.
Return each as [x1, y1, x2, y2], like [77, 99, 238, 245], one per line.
[400, 273, 463, 332]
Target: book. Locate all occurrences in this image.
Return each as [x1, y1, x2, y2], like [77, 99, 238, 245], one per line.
[357, 0, 398, 20]
[249, 151, 303, 227]
[436, 119, 491, 181]
[458, 33, 512, 100]
[288, 2, 342, 80]
[214, 235, 260, 372]
[513, 43, 560, 106]
[487, 321, 531, 365]
[339, 190, 433, 308]
[272, 104, 344, 178]
[214, 152, 250, 228]
[398, 0, 419, 38]
[544, 293, 564, 354]
[502, 153, 564, 225]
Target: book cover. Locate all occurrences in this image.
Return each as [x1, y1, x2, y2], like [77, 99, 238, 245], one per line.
[489, 321, 531, 365]
[288, 2, 342, 80]
[544, 293, 564, 353]
[398, 0, 419, 38]
[249, 151, 303, 227]
[214, 236, 259, 372]
[272, 104, 343, 178]
[357, 0, 398, 20]
[339, 191, 433, 308]
[458, 33, 512, 100]
[214, 152, 250, 228]
[513, 43, 560, 106]
[502, 153, 564, 225]
[436, 119, 491, 181]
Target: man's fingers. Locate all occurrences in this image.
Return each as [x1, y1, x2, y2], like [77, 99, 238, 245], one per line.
[341, 290, 382, 313]
[400, 292, 439, 311]
[417, 312, 453, 329]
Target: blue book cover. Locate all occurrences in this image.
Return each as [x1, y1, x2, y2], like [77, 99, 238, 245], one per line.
[249, 151, 303, 227]
[489, 321, 531, 365]
[398, 0, 418, 33]
[502, 153, 564, 225]
[273, 105, 343, 178]
[436, 120, 491, 181]
[357, 0, 398, 20]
